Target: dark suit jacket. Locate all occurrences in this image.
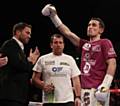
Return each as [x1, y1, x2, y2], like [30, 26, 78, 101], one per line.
[0, 38, 33, 104]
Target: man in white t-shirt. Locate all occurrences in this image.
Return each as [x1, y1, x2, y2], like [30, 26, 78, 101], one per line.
[32, 34, 81, 106]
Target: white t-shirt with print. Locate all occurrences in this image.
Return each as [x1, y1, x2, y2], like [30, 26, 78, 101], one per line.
[33, 53, 81, 103]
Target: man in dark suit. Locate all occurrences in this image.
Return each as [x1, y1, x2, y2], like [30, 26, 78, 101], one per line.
[0, 22, 40, 106]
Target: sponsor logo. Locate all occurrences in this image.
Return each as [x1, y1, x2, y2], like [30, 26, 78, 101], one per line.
[92, 45, 101, 52]
[52, 67, 63, 72]
[60, 62, 70, 66]
[83, 43, 91, 51]
[45, 61, 55, 65]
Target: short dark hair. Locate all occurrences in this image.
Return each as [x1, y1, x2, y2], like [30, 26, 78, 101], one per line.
[91, 17, 105, 29]
[13, 22, 32, 35]
[50, 34, 64, 43]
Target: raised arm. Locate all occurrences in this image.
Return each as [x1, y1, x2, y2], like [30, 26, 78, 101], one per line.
[42, 4, 80, 47]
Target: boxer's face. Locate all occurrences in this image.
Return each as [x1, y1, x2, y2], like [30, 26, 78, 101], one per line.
[87, 20, 103, 37]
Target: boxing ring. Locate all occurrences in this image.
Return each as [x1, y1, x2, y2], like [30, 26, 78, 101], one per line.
[29, 101, 42, 106]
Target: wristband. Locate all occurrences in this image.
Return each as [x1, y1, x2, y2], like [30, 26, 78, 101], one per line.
[75, 96, 81, 99]
[50, 15, 62, 28]
[102, 74, 113, 89]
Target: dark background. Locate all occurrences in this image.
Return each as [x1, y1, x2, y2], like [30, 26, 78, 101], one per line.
[0, 0, 120, 103]
[0, 0, 120, 55]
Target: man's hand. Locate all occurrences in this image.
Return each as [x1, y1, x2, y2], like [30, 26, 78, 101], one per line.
[28, 47, 40, 64]
[0, 53, 8, 67]
[75, 97, 81, 106]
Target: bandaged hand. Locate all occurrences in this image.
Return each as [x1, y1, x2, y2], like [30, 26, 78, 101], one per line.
[95, 74, 113, 102]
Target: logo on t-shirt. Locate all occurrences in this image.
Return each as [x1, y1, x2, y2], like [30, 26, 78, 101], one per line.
[83, 43, 91, 51]
[52, 67, 63, 72]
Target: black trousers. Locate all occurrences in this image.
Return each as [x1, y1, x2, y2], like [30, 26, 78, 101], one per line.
[0, 100, 28, 106]
[43, 102, 74, 106]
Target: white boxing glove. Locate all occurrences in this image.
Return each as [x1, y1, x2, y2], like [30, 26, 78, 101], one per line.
[41, 4, 62, 28]
[41, 4, 51, 16]
[95, 89, 109, 102]
[95, 74, 113, 102]
[41, 4, 56, 16]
